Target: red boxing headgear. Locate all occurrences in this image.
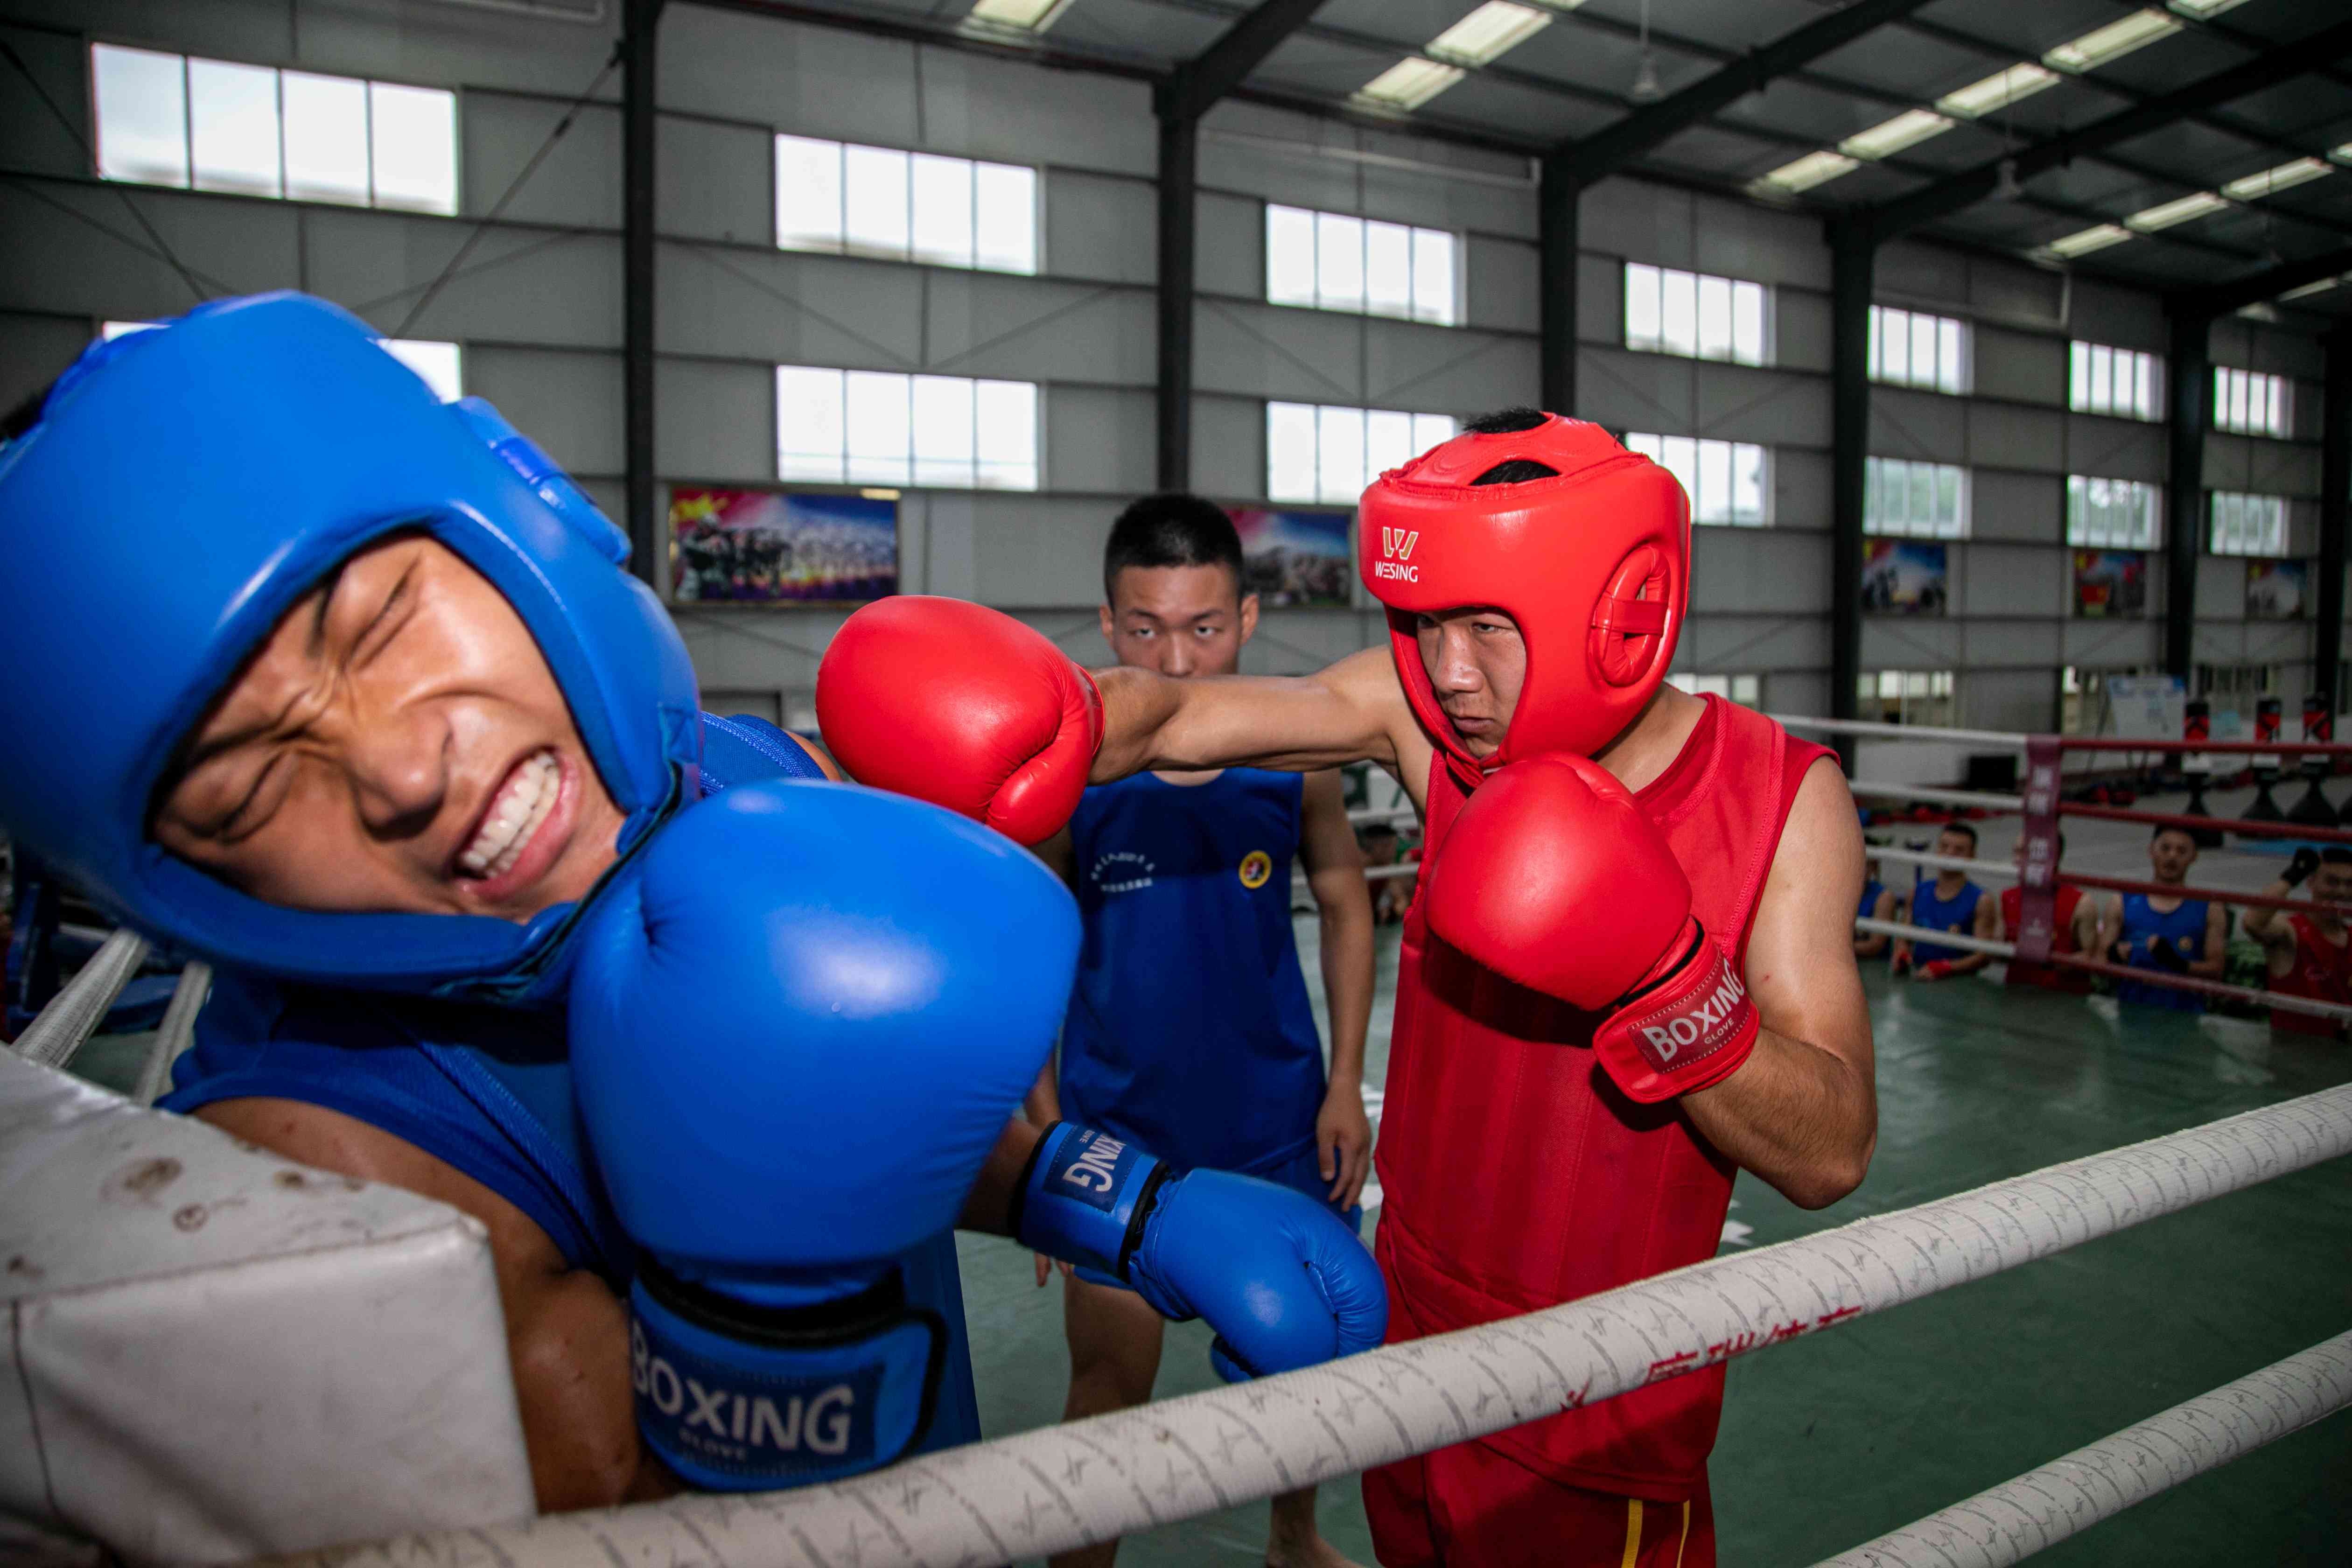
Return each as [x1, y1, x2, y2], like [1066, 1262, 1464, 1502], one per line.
[1358, 414, 1689, 783]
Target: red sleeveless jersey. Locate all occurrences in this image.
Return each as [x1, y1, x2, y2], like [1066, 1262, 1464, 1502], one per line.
[1372, 696, 1831, 1500]
[2270, 913, 2352, 1039]
[2001, 883, 2089, 992]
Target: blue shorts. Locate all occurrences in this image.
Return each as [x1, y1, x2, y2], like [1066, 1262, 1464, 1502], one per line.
[1071, 1141, 1364, 1291]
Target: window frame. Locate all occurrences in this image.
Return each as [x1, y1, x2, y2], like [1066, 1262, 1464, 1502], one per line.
[1863, 455, 1970, 540]
[1622, 262, 1769, 367]
[1263, 203, 1462, 326]
[1622, 431, 1771, 526]
[2067, 340, 2163, 421]
[1264, 401, 1458, 505]
[1867, 304, 1970, 395]
[2206, 490, 2289, 558]
[2211, 366, 2292, 439]
[773, 133, 1040, 276]
[2064, 474, 2163, 550]
[775, 365, 1042, 492]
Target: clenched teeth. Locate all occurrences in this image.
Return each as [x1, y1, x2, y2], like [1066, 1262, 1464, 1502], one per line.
[460, 749, 559, 877]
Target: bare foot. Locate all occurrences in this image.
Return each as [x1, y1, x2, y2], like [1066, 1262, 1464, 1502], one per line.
[1265, 1532, 1365, 1568]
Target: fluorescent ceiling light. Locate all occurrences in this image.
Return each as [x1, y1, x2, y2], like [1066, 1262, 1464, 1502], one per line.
[2335, 143, 2352, 164]
[1839, 108, 1953, 161]
[2278, 276, 2341, 301]
[2044, 9, 2180, 73]
[2044, 223, 2134, 258]
[2168, 0, 2250, 17]
[2222, 158, 2334, 200]
[1356, 56, 1467, 110]
[1426, 1, 1550, 67]
[2125, 190, 2230, 231]
[1936, 62, 2059, 119]
[1754, 149, 1859, 193]
[968, 0, 1070, 29]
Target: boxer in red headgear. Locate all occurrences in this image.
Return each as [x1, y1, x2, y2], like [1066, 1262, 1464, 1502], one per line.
[820, 410, 1878, 1568]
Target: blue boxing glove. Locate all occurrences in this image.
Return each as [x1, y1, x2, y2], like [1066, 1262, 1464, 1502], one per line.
[1013, 1123, 1387, 1381]
[569, 779, 1079, 1491]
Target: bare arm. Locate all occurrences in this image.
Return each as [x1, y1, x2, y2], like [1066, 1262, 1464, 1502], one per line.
[1935, 889, 1997, 977]
[1853, 886, 1892, 958]
[2241, 881, 2298, 946]
[1095, 646, 1421, 784]
[1681, 759, 1877, 1210]
[2191, 901, 2229, 978]
[1297, 769, 1374, 1208]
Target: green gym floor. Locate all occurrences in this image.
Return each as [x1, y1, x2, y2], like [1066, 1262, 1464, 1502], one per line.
[68, 794, 2352, 1565]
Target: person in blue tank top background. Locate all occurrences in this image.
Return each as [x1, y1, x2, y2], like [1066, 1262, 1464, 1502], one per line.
[2098, 824, 2228, 1010]
[1024, 495, 1376, 1568]
[1854, 839, 1899, 960]
[1891, 822, 1997, 980]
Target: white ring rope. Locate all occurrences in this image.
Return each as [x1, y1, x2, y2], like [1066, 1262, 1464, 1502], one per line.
[269, 1085, 2352, 1568]
[10, 927, 148, 1070]
[1813, 1331, 2352, 1568]
[1771, 714, 2031, 748]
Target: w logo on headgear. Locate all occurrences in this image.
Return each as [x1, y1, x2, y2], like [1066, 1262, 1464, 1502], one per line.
[1381, 527, 1419, 560]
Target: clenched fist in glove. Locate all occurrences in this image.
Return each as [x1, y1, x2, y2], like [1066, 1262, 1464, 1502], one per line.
[1424, 754, 1760, 1103]
[816, 596, 1102, 845]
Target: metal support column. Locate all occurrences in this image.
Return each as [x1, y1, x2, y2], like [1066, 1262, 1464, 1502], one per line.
[1828, 220, 1874, 765]
[621, 0, 663, 587]
[1538, 154, 1578, 416]
[2165, 309, 2210, 682]
[2319, 328, 2352, 703]
[1155, 110, 1196, 492]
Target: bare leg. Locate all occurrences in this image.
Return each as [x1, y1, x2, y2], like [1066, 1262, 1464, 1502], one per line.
[1048, 1273, 1167, 1568]
[1267, 1485, 1365, 1568]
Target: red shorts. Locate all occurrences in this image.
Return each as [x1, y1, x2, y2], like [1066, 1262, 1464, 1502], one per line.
[1364, 1442, 1714, 1568]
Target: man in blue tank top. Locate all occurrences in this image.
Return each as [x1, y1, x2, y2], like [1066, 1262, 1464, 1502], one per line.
[2099, 825, 2227, 1010]
[1891, 822, 1996, 980]
[1026, 495, 1375, 1568]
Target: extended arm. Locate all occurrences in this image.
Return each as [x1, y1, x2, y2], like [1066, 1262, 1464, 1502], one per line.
[1853, 887, 1892, 959]
[1680, 760, 1877, 1209]
[2193, 901, 2229, 978]
[1094, 646, 1414, 780]
[1298, 769, 1374, 1207]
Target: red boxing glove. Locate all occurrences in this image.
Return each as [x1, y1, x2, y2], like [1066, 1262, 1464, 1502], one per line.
[1424, 754, 1759, 1104]
[1916, 959, 1956, 981]
[816, 596, 1103, 845]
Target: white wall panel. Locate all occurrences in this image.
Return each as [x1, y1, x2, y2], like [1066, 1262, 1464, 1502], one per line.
[2065, 414, 2166, 482]
[657, 243, 922, 368]
[659, 117, 770, 245]
[1960, 545, 2065, 619]
[1690, 197, 1827, 292]
[464, 95, 618, 231]
[1575, 252, 1622, 346]
[1969, 469, 2062, 545]
[1044, 385, 1155, 495]
[0, 183, 298, 320]
[1692, 530, 1830, 615]
[1968, 259, 2063, 331]
[2063, 617, 2160, 668]
[915, 50, 1155, 176]
[1862, 617, 1961, 668]
[2195, 558, 2245, 619]
[2066, 279, 2165, 354]
[1965, 666, 2055, 731]
[926, 273, 1154, 386]
[466, 346, 621, 477]
[1776, 448, 1831, 529]
[1775, 289, 1832, 375]
[1695, 363, 1828, 447]
[1973, 326, 2063, 406]
[1678, 614, 1830, 672]
[1876, 241, 1968, 311]
[1967, 403, 2063, 473]
[1193, 298, 1364, 403]
[660, 12, 918, 156]
[308, 216, 620, 348]
[1196, 191, 1262, 299]
[1464, 236, 1538, 334]
[1364, 322, 1536, 413]
[1052, 169, 1156, 287]
[1191, 393, 1266, 501]
[2202, 433, 2323, 497]
[970, 496, 1132, 603]
[654, 358, 770, 483]
[1869, 387, 1965, 463]
[1576, 344, 1694, 434]
[0, 24, 89, 179]
[0, 312, 93, 411]
[295, 0, 619, 98]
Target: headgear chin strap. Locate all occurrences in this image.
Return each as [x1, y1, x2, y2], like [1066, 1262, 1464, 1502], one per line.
[0, 292, 701, 997]
[1358, 415, 1689, 788]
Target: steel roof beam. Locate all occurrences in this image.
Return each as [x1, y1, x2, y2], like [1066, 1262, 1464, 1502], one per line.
[2179, 243, 2352, 322]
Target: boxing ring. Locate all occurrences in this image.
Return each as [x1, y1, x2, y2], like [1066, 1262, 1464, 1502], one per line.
[9, 713, 2346, 1567]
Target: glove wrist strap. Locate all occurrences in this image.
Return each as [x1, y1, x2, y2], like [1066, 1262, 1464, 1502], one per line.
[1012, 1121, 1169, 1282]
[630, 1257, 945, 1491]
[1592, 920, 1760, 1104]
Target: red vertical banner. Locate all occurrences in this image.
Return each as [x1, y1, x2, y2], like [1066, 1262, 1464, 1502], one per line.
[2016, 736, 2062, 964]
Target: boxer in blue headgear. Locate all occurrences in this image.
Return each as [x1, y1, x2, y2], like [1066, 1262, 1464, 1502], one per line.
[0, 294, 1383, 1512]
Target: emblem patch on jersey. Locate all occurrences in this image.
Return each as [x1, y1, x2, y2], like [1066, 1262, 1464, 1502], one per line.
[1237, 850, 1273, 889]
[1092, 850, 1154, 895]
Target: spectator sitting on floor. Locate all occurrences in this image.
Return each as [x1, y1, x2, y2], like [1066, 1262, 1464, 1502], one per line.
[2240, 846, 2352, 1042]
[1854, 842, 1898, 960]
[1890, 822, 1996, 981]
[2098, 825, 2227, 1011]
[1358, 823, 1412, 926]
[1997, 833, 2096, 994]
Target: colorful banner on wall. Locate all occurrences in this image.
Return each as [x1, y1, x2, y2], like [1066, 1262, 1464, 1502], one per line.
[1227, 508, 1353, 607]
[1860, 539, 1946, 616]
[2072, 550, 2146, 618]
[669, 488, 898, 603]
[2245, 558, 2308, 619]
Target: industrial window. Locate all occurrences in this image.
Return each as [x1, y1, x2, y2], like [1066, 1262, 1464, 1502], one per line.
[2212, 367, 2290, 438]
[777, 367, 1038, 490]
[104, 320, 462, 401]
[2069, 342, 2161, 420]
[2208, 491, 2287, 557]
[1856, 669, 1956, 726]
[1864, 457, 1967, 539]
[91, 43, 455, 214]
[1676, 672, 1762, 707]
[1867, 306, 1967, 395]
[1266, 403, 1457, 505]
[1264, 205, 1459, 325]
[1623, 264, 1766, 366]
[1622, 433, 1768, 526]
[775, 135, 1036, 274]
[2065, 476, 2161, 549]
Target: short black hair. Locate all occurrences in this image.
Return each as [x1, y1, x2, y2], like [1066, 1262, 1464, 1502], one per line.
[1461, 406, 1558, 487]
[1938, 821, 1979, 850]
[2322, 847, 2352, 867]
[1103, 493, 1243, 603]
[2152, 823, 2199, 845]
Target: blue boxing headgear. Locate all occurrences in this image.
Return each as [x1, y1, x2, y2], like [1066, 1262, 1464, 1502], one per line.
[0, 292, 701, 996]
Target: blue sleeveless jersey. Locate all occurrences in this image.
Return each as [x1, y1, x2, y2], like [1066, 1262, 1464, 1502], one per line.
[160, 713, 982, 1455]
[2114, 892, 2211, 1011]
[1858, 879, 1886, 923]
[1907, 878, 1982, 965]
[1061, 769, 1326, 1176]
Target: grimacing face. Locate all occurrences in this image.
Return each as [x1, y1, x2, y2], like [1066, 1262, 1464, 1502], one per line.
[2311, 860, 2352, 914]
[152, 534, 627, 922]
[1413, 607, 1527, 759]
[1100, 562, 1257, 679]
